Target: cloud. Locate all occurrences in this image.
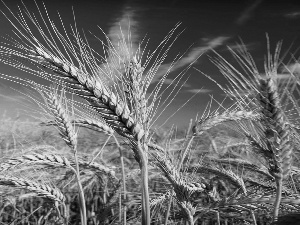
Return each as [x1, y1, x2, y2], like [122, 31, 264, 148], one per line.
[281, 63, 300, 74]
[98, 6, 141, 82]
[221, 89, 255, 98]
[152, 36, 230, 82]
[185, 88, 212, 94]
[272, 73, 300, 87]
[185, 36, 230, 61]
[236, 0, 262, 25]
[107, 6, 139, 51]
[284, 11, 300, 19]
[276, 73, 296, 80]
[275, 63, 300, 84]
[225, 42, 257, 51]
[101, 7, 229, 91]
[257, 68, 300, 86]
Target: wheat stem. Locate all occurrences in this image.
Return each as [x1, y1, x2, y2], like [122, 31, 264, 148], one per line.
[138, 141, 150, 225]
[112, 135, 127, 225]
[73, 150, 87, 225]
[273, 176, 283, 222]
[41, 87, 87, 225]
[164, 134, 195, 225]
[259, 77, 288, 221]
[89, 135, 112, 164]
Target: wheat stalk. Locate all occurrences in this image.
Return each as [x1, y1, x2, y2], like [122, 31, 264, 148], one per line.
[258, 76, 292, 220]
[0, 23, 144, 142]
[1, 14, 149, 221]
[209, 37, 295, 221]
[258, 77, 292, 178]
[37, 84, 89, 224]
[151, 151, 206, 224]
[78, 161, 117, 180]
[1, 2, 280, 224]
[28, 46, 144, 140]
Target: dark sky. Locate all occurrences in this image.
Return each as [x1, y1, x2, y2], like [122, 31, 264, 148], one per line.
[0, 0, 300, 128]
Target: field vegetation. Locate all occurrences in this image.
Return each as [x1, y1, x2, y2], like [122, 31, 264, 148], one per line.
[0, 2, 300, 225]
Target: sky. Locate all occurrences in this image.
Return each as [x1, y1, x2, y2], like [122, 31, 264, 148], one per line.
[0, 0, 300, 128]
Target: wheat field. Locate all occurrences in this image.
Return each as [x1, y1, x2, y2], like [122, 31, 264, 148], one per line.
[0, 2, 300, 225]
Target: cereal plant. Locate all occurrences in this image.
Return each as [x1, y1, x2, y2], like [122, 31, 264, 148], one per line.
[0, 1, 300, 225]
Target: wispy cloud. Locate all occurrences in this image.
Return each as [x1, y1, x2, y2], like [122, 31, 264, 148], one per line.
[98, 6, 140, 81]
[275, 73, 297, 81]
[185, 88, 212, 94]
[256, 69, 299, 81]
[221, 89, 255, 98]
[107, 6, 140, 52]
[236, 0, 262, 25]
[224, 42, 257, 51]
[152, 36, 230, 82]
[185, 36, 230, 62]
[281, 62, 300, 74]
[275, 63, 300, 84]
[103, 6, 230, 91]
[258, 65, 300, 85]
[284, 11, 300, 19]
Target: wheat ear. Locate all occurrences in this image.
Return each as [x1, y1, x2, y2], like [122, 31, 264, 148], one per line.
[193, 111, 261, 136]
[0, 175, 65, 203]
[188, 166, 246, 194]
[207, 38, 295, 222]
[0, 153, 72, 172]
[258, 77, 292, 221]
[208, 157, 274, 180]
[245, 177, 291, 195]
[151, 151, 206, 224]
[38, 85, 89, 224]
[259, 78, 292, 178]
[41, 88, 77, 149]
[78, 161, 117, 180]
[42, 118, 114, 136]
[0, 153, 117, 180]
[30, 46, 144, 140]
[217, 193, 300, 208]
[149, 191, 172, 216]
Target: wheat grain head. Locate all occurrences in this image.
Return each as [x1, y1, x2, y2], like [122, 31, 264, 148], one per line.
[0, 175, 65, 203]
